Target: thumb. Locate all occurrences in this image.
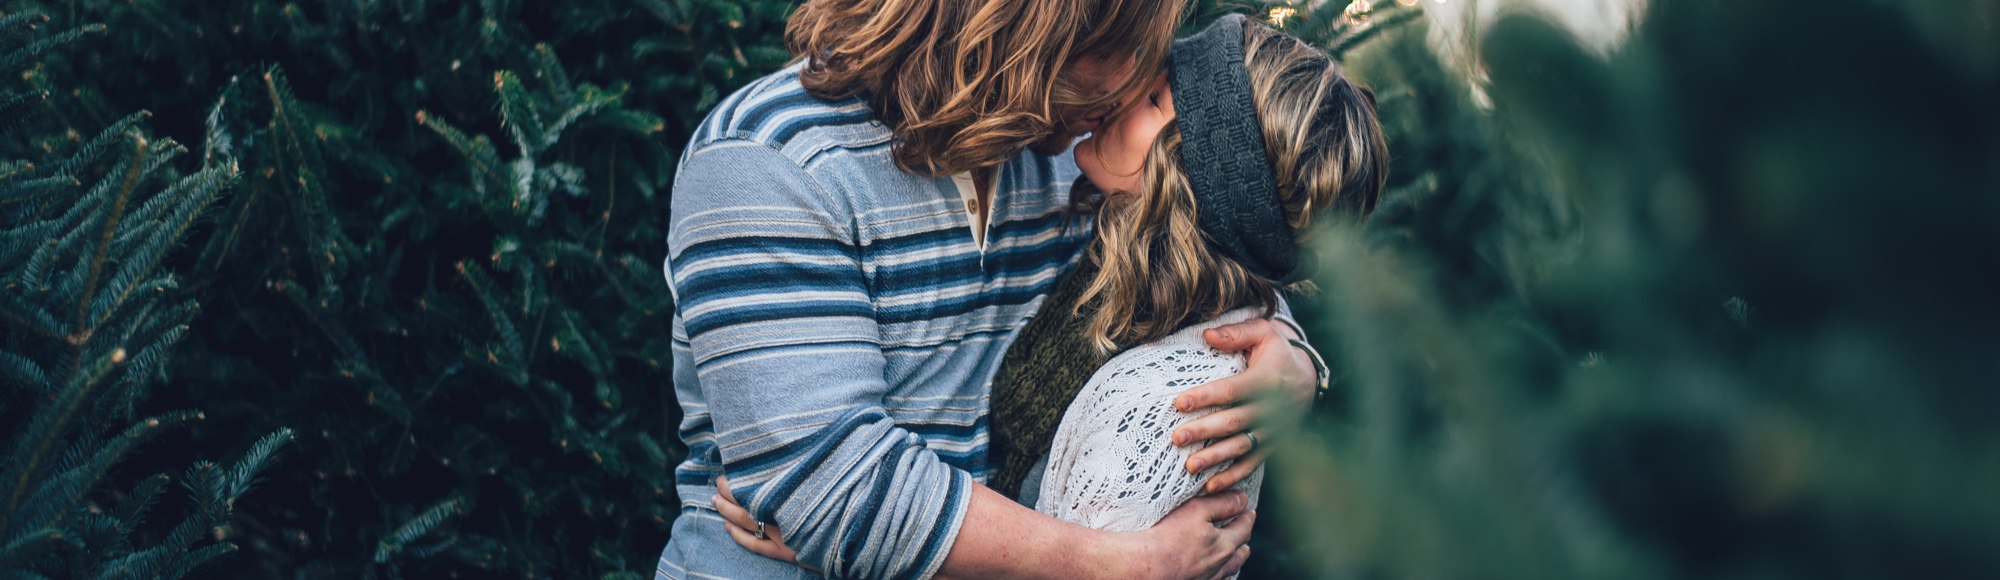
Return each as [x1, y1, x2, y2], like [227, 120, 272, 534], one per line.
[1173, 490, 1249, 524]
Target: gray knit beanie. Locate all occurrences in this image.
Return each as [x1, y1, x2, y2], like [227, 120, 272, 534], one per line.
[1168, 13, 1300, 283]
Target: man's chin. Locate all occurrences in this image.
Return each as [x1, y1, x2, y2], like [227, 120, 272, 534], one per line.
[1031, 131, 1087, 156]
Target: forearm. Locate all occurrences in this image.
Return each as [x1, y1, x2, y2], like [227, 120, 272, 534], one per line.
[934, 484, 1132, 580]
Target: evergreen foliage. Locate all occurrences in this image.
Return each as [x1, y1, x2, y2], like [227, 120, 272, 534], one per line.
[1234, 0, 2000, 578]
[19, 0, 791, 576]
[0, 8, 288, 578]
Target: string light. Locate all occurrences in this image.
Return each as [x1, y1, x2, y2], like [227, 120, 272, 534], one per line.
[1342, 0, 1374, 28]
[1269, 6, 1299, 27]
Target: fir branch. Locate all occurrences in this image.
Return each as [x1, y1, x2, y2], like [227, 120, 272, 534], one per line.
[0, 90, 49, 135]
[544, 83, 626, 143]
[552, 308, 605, 375]
[0, 11, 52, 34]
[51, 112, 150, 180]
[494, 70, 549, 154]
[261, 67, 353, 282]
[201, 76, 239, 166]
[19, 170, 116, 286]
[110, 474, 171, 536]
[274, 280, 373, 374]
[194, 169, 264, 274]
[33, 410, 202, 533]
[109, 318, 190, 418]
[632, 433, 672, 469]
[416, 110, 523, 202]
[73, 132, 150, 342]
[0, 23, 106, 76]
[0, 528, 68, 570]
[261, 67, 321, 173]
[225, 428, 292, 502]
[106, 138, 192, 229]
[169, 461, 224, 549]
[66, 512, 123, 569]
[589, 108, 667, 138]
[373, 496, 465, 564]
[0, 346, 124, 535]
[0, 349, 50, 394]
[85, 162, 237, 330]
[99, 463, 219, 580]
[457, 260, 526, 384]
[0, 158, 37, 181]
[0, 290, 67, 342]
[531, 43, 574, 108]
[0, 174, 76, 207]
[157, 541, 235, 580]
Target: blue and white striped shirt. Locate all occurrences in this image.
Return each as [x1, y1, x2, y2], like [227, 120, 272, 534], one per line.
[656, 64, 1090, 580]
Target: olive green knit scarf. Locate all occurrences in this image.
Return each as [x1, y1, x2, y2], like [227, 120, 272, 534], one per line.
[987, 261, 1129, 499]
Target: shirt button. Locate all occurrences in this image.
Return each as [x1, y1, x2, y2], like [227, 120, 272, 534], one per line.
[965, 199, 977, 214]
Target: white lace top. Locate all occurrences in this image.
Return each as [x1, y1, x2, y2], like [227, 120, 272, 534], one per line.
[1033, 308, 1265, 532]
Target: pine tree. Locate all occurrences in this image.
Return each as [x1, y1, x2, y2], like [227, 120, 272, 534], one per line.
[22, 1, 793, 577]
[0, 8, 288, 578]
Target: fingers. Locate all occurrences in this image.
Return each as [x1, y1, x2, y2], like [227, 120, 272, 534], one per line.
[1218, 500, 1256, 545]
[1205, 502, 1256, 579]
[1202, 318, 1282, 353]
[725, 521, 791, 560]
[1186, 431, 1257, 474]
[1211, 545, 1251, 580]
[1203, 449, 1268, 494]
[712, 490, 758, 531]
[1175, 371, 1260, 413]
[1173, 406, 1255, 447]
[1177, 489, 1250, 524]
[717, 474, 737, 503]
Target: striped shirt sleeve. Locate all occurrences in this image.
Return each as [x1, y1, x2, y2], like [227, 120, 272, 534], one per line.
[667, 139, 969, 580]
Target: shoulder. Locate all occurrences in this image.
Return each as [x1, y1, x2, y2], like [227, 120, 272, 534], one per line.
[684, 63, 892, 169]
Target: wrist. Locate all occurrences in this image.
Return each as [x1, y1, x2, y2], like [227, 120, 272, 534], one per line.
[1273, 318, 1330, 403]
[1096, 530, 1160, 580]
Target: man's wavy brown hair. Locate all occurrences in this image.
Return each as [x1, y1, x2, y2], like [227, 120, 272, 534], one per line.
[786, 0, 1186, 177]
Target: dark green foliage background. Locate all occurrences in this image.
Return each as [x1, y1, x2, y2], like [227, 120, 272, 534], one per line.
[11, 0, 794, 577]
[5, 0, 1998, 578]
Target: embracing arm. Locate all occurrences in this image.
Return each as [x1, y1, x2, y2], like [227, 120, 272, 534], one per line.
[718, 475, 1255, 580]
[936, 485, 1252, 580]
[1173, 299, 1321, 492]
[671, 141, 971, 579]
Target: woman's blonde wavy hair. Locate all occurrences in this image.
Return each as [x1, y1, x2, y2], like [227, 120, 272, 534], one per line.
[786, 0, 1185, 177]
[1077, 20, 1390, 353]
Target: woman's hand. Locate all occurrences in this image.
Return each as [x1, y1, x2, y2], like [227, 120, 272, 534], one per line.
[714, 475, 822, 574]
[1172, 317, 1317, 493]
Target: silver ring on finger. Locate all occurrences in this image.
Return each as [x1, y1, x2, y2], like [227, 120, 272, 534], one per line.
[754, 521, 768, 540]
[1244, 429, 1260, 453]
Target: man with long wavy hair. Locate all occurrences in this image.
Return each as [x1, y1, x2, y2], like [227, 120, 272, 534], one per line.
[657, 1, 1325, 577]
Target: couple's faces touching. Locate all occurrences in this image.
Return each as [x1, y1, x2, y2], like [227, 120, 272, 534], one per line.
[1076, 72, 1173, 197]
[1042, 54, 1174, 196]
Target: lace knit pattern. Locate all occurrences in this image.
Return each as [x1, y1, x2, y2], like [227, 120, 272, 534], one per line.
[1035, 307, 1265, 532]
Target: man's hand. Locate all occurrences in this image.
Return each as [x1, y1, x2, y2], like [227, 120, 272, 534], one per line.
[714, 475, 822, 574]
[1173, 317, 1317, 493]
[1122, 490, 1256, 580]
